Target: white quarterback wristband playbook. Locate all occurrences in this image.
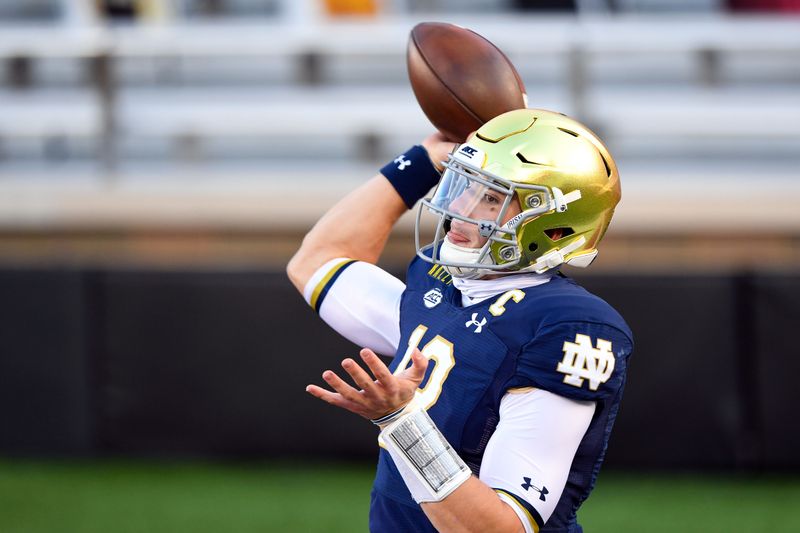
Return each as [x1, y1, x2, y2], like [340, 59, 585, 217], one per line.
[378, 405, 471, 503]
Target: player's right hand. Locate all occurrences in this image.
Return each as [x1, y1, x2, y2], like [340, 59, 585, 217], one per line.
[422, 132, 457, 172]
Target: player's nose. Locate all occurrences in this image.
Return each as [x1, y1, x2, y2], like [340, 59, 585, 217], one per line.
[450, 192, 472, 216]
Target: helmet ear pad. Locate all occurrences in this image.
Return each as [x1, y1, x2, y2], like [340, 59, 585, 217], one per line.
[516, 227, 572, 265]
[514, 215, 594, 273]
[545, 227, 575, 242]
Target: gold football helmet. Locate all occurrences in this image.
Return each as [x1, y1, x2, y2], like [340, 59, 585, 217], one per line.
[415, 108, 620, 279]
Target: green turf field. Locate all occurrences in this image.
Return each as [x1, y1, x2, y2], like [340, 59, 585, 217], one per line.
[1, 458, 798, 532]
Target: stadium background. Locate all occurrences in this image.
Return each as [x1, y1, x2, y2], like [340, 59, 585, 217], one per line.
[1, 0, 799, 531]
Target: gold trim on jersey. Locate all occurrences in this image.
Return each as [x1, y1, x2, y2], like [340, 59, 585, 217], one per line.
[494, 489, 540, 533]
[506, 387, 537, 394]
[309, 258, 354, 311]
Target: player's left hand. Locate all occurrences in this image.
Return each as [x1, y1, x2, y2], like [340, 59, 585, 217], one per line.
[306, 347, 428, 421]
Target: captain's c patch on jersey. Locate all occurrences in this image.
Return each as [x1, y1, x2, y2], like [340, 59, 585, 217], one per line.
[556, 334, 615, 391]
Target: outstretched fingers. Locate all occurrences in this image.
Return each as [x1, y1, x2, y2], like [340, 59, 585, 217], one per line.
[341, 358, 376, 392]
[305, 383, 339, 403]
[359, 349, 395, 388]
[306, 347, 429, 420]
[305, 383, 366, 416]
[403, 348, 429, 385]
[321, 369, 363, 402]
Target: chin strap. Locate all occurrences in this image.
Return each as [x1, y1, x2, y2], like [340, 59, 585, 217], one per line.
[566, 249, 598, 268]
[530, 236, 587, 274]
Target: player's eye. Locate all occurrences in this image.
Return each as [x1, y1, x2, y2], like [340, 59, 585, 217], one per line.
[484, 193, 501, 205]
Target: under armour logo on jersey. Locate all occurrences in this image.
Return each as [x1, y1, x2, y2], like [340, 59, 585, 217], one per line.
[557, 334, 615, 391]
[394, 155, 411, 170]
[465, 313, 487, 333]
[521, 477, 549, 502]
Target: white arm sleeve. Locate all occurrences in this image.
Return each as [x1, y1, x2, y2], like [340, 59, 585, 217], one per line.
[303, 258, 404, 356]
[479, 388, 596, 533]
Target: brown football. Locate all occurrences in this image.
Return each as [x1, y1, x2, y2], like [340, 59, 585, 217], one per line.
[407, 22, 527, 142]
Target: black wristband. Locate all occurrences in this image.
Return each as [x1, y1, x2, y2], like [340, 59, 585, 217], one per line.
[380, 145, 442, 209]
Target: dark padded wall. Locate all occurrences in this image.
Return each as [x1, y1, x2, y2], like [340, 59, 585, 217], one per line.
[578, 275, 741, 469]
[0, 269, 92, 454]
[99, 271, 378, 458]
[0, 267, 797, 470]
[752, 274, 800, 469]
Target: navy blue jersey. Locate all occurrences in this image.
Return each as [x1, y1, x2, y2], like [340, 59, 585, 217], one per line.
[370, 253, 633, 533]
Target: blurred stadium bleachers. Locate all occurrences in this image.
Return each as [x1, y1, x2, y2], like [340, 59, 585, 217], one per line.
[0, 0, 798, 269]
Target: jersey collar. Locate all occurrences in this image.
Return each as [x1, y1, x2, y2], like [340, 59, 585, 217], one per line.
[452, 271, 556, 307]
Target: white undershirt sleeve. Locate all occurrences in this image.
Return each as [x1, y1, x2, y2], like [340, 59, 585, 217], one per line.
[479, 388, 596, 533]
[303, 258, 405, 356]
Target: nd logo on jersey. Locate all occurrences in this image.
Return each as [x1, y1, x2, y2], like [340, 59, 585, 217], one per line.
[557, 334, 615, 391]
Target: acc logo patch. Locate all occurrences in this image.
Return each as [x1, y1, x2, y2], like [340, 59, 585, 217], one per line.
[454, 144, 485, 165]
[557, 334, 615, 391]
[423, 288, 443, 309]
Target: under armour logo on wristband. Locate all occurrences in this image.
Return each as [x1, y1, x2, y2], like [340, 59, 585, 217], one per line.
[394, 155, 412, 170]
[521, 477, 549, 502]
[381, 145, 440, 209]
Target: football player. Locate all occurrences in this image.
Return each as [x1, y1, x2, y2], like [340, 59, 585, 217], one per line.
[287, 109, 633, 533]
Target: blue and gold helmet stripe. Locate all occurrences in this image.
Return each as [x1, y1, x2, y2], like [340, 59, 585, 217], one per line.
[309, 259, 357, 313]
[494, 488, 543, 533]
